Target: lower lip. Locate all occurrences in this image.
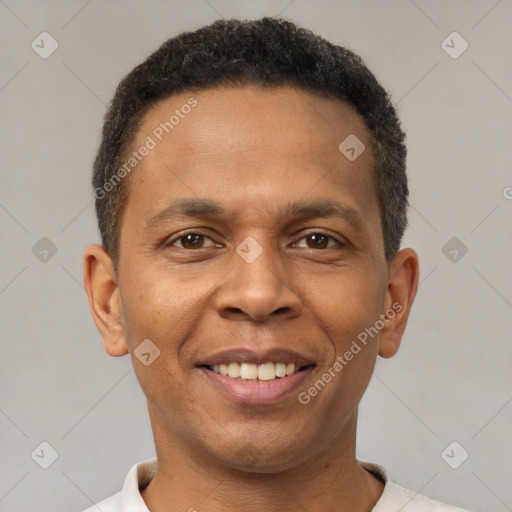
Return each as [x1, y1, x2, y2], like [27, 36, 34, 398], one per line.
[198, 366, 314, 405]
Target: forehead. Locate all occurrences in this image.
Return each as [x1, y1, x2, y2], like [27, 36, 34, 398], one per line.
[135, 85, 370, 158]
[125, 84, 378, 226]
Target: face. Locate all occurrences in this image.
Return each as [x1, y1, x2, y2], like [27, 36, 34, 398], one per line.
[85, 85, 418, 473]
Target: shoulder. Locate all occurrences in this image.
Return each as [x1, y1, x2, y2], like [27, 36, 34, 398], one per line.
[80, 491, 123, 512]
[377, 480, 471, 512]
[78, 457, 157, 512]
[359, 461, 472, 512]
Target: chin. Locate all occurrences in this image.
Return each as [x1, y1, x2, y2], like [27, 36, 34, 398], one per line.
[204, 432, 312, 474]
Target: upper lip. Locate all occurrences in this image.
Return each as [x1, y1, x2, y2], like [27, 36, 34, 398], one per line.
[196, 348, 316, 367]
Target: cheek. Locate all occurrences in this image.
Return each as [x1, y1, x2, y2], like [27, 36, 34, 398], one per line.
[121, 287, 175, 347]
[120, 263, 191, 338]
[312, 271, 384, 347]
[118, 272, 199, 422]
[307, 280, 382, 420]
[118, 262, 219, 375]
[322, 276, 384, 385]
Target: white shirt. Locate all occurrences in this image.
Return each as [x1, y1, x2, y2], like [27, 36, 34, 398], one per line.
[81, 458, 470, 512]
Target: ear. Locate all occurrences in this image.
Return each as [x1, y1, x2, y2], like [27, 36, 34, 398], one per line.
[83, 244, 129, 357]
[378, 248, 419, 359]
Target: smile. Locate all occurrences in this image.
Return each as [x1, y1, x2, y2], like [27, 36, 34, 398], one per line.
[207, 361, 302, 381]
[199, 363, 315, 405]
[196, 348, 316, 404]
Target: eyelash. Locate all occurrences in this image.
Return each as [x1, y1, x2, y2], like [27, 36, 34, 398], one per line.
[167, 230, 345, 250]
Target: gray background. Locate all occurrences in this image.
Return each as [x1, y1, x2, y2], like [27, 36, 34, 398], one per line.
[0, 1, 511, 511]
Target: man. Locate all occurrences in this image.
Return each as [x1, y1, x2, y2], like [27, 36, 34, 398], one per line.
[82, 17, 470, 511]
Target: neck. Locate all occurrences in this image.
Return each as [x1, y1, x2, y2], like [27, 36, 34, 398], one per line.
[141, 407, 384, 512]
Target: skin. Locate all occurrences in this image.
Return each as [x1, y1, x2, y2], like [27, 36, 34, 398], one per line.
[84, 85, 419, 512]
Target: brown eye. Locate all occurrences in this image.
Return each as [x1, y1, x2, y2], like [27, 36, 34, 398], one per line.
[171, 233, 216, 249]
[180, 234, 204, 249]
[307, 233, 329, 249]
[294, 232, 340, 249]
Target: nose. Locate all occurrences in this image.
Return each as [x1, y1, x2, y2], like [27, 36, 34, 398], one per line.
[213, 240, 303, 323]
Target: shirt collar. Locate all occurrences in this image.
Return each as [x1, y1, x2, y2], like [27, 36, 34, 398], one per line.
[120, 458, 394, 511]
[120, 457, 157, 511]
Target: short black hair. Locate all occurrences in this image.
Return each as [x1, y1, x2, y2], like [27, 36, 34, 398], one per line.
[92, 17, 408, 270]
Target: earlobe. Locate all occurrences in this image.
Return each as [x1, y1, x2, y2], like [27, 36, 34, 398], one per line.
[378, 248, 420, 359]
[83, 244, 129, 357]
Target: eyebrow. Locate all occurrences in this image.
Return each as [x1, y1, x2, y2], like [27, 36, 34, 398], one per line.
[145, 198, 362, 229]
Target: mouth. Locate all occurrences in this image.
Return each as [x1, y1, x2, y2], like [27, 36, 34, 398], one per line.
[201, 361, 312, 382]
[196, 349, 316, 405]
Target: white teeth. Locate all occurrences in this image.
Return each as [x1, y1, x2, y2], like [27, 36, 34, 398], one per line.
[275, 363, 287, 377]
[257, 362, 275, 381]
[210, 361, 303, 380]
[228, 362, 240, 378]
[240, 363, 258, 380]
